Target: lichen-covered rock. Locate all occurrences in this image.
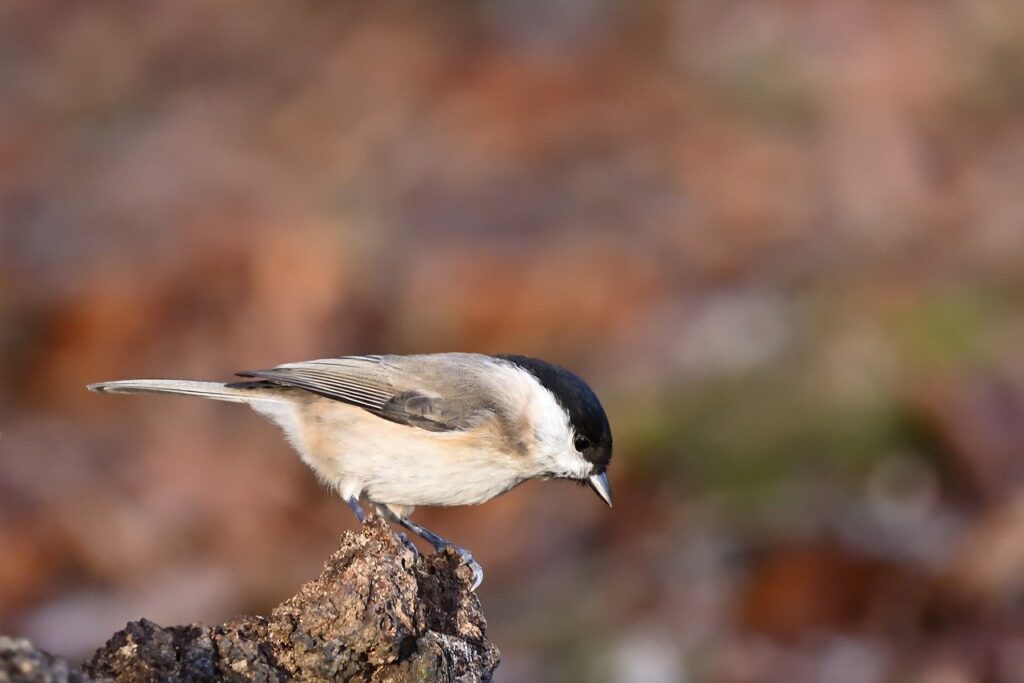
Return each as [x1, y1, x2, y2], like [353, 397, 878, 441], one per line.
[0, 636, 89, 683]
[84, 620, 218, 681]
[1, 518, 499, 682]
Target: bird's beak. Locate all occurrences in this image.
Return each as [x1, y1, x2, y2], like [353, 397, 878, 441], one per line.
[587, 472, 613, 507]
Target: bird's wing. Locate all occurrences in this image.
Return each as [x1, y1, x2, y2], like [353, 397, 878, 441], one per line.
[233, 355, 494, 432]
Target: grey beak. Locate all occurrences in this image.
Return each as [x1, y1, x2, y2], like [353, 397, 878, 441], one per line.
[587, 472, 613, 507]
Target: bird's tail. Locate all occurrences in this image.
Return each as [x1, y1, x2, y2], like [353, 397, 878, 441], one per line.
[87, 379, 282, 404]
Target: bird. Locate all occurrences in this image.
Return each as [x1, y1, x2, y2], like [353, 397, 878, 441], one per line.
[88, 353, 613, 589]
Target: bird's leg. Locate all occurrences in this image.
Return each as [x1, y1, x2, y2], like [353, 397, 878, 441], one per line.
[393, 530, 420, 560]
[377, 507, 484, 590]
[347, 496, 418, 558]
[395, 532, 419, 560]
[358, 503, 416, 559]
[345, 495, 366, 524]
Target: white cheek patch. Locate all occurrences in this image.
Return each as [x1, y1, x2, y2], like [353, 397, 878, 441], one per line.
[552, 444, 593, 479]
[506, 365, 591, 480]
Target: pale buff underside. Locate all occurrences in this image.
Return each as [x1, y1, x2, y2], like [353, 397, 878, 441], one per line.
[251, 395, 538, 516]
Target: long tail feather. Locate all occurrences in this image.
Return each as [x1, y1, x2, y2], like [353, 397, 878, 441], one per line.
[87, 379, 280, 404]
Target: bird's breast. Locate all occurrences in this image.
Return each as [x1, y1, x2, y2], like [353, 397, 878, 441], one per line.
[296, 399, 532, 507]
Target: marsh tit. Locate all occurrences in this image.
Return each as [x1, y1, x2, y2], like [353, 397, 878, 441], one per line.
[88, 353, 613, 589]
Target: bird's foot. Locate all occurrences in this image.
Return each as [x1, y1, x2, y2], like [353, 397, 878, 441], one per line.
[375, 507, 484, 590]
[445, 545, 484, 591]
[396, 532, 419, 560]
[345, 496, 367, 525]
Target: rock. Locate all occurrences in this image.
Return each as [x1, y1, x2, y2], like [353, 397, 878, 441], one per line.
[0, 636, 90, 683]
[1, 517, 499, 682]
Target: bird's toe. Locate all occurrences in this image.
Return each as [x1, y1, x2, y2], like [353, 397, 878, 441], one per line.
[451, 547, 484, 590]
[397, 532, 419, 560]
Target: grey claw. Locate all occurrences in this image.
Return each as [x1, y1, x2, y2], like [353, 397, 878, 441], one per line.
[469, 560, 484, 591]
[397, 532, 419, 560]
[451, 547, 484, 590]
[377, 507, 484, 589]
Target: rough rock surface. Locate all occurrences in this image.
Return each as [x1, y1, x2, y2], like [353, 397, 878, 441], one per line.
[0, 518, 499, 682]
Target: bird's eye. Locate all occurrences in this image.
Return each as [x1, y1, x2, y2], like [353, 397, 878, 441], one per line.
[574, 435, 591, 452]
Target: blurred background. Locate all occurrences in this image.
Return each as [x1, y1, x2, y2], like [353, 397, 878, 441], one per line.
[2, 1, 1024, 681]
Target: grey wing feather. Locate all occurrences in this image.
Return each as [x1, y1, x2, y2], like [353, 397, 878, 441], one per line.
[235, 356, 394, 412]
[234, 355, 492, 431]
[379, 391, 485, 432]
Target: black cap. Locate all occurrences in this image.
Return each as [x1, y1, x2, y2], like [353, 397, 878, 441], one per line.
[496, 355, 612, 473]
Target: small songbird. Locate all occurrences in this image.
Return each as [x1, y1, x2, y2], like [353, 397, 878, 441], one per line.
[88, 353, 613, 588]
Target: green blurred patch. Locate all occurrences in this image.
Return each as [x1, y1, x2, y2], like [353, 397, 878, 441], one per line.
[613, 284, 1021, 524]
[711, 45, 818, 130]
[616, 370, 915, 518]
[890, 287, 1003, 372]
